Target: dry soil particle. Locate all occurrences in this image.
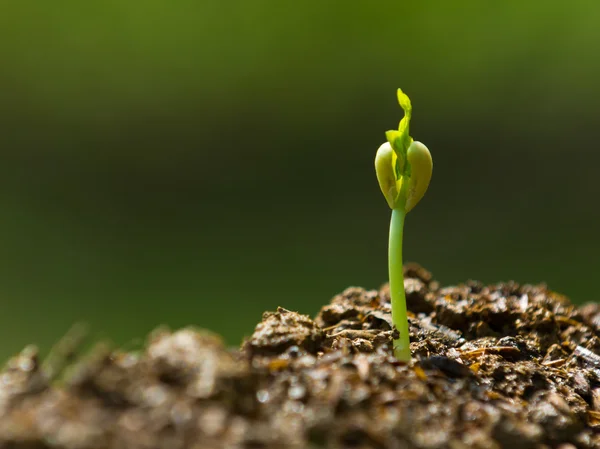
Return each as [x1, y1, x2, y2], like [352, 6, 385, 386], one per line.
[1, 265, 600, 449]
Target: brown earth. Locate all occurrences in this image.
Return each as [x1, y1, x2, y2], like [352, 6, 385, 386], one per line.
[2, 264, 600, 449]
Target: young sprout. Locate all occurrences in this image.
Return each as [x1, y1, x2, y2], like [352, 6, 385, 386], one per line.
[375, 89, 433, 361]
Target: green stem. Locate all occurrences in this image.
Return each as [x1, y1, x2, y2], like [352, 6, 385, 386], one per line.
[389, 207, 411, 361]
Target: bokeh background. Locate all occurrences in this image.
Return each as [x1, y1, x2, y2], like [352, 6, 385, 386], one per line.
[1, 1, 599, 360]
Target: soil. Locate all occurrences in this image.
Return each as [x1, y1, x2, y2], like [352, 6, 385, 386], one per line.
[2, 264, 600, 449]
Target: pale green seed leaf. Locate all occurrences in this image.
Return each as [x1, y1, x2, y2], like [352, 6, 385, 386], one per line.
[405, 141, 433, 213]
[375, 142, 398, 209]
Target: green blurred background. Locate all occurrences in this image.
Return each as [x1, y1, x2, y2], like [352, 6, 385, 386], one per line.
[1, 1, 599, 360]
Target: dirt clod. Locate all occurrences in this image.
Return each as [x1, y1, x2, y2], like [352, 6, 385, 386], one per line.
[1, 265, 600, 448]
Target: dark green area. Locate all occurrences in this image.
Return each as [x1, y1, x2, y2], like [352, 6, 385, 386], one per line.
[1, 1, 599, 360]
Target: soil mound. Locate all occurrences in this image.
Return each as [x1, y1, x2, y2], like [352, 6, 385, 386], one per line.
[2, 265, 600, 448]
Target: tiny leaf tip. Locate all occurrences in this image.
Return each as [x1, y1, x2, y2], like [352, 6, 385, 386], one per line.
[396, 88, 412, 118]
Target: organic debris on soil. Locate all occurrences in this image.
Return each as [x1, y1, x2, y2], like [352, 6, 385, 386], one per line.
[2, 266, 600, 448]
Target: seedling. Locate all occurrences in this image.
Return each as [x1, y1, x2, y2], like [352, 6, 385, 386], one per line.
[375, 89, 433, 361]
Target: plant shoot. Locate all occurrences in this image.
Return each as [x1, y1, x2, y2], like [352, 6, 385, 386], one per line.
[375, 89, 433, 361]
